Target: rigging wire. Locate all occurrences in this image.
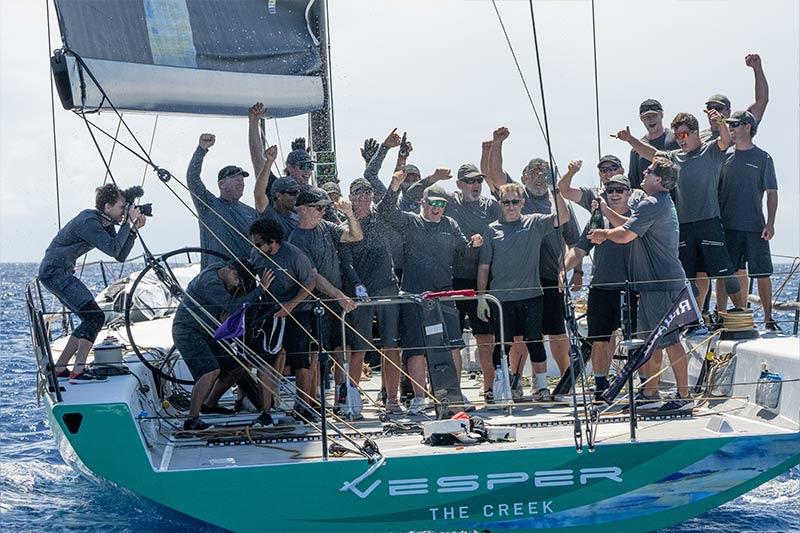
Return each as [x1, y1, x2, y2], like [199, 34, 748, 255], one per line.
[590, 0, 602, 162]
[45, 0, 62, 229]
[140, 115, 160, 187]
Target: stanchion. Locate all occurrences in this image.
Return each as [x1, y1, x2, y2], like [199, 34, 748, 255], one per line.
[314, 300, 329, 461]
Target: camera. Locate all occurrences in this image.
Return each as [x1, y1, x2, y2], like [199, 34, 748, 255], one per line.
[121, 185, 153, 217]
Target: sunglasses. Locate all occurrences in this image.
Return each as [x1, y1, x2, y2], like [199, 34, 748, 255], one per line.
[598, 165, 620, 173]
[425, 199, 448, 208]
[674, 131, 693, 140]
[500, 198, 522, 206]
[459, 177, 484, 185]
[254, 238, 278, 247]
[706, 104, 727, 112]
[298, 161, 315, 171]
[605, 187, 628, 194]
[726, 121, 742, 128]
[281, 189, 300, 196]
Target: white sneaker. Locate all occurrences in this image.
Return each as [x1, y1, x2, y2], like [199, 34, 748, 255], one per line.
[407, 396, 426, 415]
[532, 388, 553, 402]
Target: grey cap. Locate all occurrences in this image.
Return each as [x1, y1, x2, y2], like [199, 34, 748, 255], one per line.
[605, 175, 631, 189]
[705, 94, 731, 108]
[404, 164, 421, 177]
[320, 181, 342, 195]
[597, 155, 622, 168]
[272, 176, 300, 195]
[639, 99, 663, 115]
[295, 186, 331, 207]
[217, 165, 249, 181]
[457, 163, 483, 181]
[286, 148, 314, 166]
[350, 178, 374, 195]
[726, 110, 758, 134]
[422, 185, 450, 203]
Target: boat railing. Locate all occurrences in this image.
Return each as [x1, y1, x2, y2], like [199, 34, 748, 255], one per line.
[25, 279, 63, 403]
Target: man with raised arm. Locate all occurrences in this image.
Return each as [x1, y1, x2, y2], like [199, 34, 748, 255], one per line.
[188, 133, 259, 268]
[701, 53, 769, 143]
[716, 111, 780, 331]
[615, 111, 744, 314]
[405, 163, 502, 403]
[589, 156, 692, 412]
[628, 100, 679, 190]
[477, 182, 571, 402]
[253, 144, 300, 239]
[377, 170, 484, 415]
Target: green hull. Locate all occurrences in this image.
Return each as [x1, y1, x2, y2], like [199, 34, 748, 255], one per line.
[48, 401, 800, 532]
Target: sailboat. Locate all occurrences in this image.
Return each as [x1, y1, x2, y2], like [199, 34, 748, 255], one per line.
[26, 1, 800, 531]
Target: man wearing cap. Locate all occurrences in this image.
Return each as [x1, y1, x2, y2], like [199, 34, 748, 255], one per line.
[188, 133, 259, 268]
[563, 175, 635, 401]
[716, 111, 780, 331]
[485, 128, 580, 398]
[341, 177, 404, 412]
[615, 111, 744, 312]
[377, 170, 484, 414]
[558, 156, 645, 213]
[253, 147, 301, 239]
[321, 181, 347, 223]
[700, 54, 769, 143]
[405, 163, 502, 402]
[589, 156, 692, 412]
[628, 99, 679, 190]
[173, 259, 273, 430]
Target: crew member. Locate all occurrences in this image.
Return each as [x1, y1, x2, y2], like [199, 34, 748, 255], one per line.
[628, 99, 679, 189]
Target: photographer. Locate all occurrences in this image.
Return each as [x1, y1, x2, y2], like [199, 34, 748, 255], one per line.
[39, 183, 146, 382]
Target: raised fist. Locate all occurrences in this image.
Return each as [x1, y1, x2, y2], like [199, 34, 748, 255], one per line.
[198, 133, 216, 149]
[248, 102, 266, 121]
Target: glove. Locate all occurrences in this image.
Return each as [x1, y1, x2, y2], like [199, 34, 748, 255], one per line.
[361, 138, 379, 163]
[355, 284, 370, 300]
[291, 137, 307, 152]
[476, 296, 491, 322]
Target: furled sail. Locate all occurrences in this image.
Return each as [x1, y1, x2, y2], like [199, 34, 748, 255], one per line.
[51, 0, 324, 117]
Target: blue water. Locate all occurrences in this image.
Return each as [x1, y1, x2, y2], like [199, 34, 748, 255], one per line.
[1, 262, 798, 532]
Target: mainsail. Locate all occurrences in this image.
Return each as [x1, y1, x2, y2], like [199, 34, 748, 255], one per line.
[51, 0, 325, 117]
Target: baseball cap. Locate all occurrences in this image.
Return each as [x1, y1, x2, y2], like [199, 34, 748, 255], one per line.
[725, 110, 758, 133]
[597, 155, 622, 169]
[457, 163, 483, 181]
[320, 181, 342, 196]
[350, 178, 374, 195]
[295, 186, 331, 207]
[404, 164, 421, 177]
[286, 149, 314, 166]
[639, 99, 663, 115]
[605, 175, 631, 189]
[272, 176, 299, 195]
[422, 185, 449, 203]
[217, 165, 249, 181]
[705, 94, 731, 108]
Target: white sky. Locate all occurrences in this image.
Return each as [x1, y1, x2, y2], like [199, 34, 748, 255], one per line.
[1, 0, 798, 262]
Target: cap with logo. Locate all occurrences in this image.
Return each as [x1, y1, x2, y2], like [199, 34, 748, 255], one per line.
[422, 185, 450, 203]
[404, 164, 421, 177]
[597, 155, 622, 169]
[457, 163, 483, 181]
[350, 177, 374, 195]
[320, 181, 342, 196]
[286, 149, 314, 167]
[272, 176, 300, 195]
[295, 186, 331, 207]
[605, 175, 631, 189]
[705, 94, 731, 108]
[217, 165, 249, 181]
[639, 99, 663, 115]
[725, 110, 758, 134]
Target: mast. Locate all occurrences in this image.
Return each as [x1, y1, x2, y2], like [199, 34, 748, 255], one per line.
[309, 0, 336, 185]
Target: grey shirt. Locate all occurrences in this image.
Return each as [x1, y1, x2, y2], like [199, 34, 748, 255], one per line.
[479, 213, 558, 302]
[259, 205, 298, 240]
[575, 212, 631, 290]
[173, 265, 260, 332]
[628, 131, 679, 189]
[658, 142, 727, 224]
[377, 187, 470, 293]
[187, 147, 259, 268]
[577, 186, 645, 213]
[39, 209, 137, 281]
[719, 145, 778, 232]
[623, 192, 686, 292]
[249, 241, 315, 309]
[340, 210, 397, 294]
[441, 191, 502, 279]
[288, 220, 346, 291]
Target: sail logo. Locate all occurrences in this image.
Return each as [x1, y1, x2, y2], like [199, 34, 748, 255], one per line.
[343, 467, 622, 499]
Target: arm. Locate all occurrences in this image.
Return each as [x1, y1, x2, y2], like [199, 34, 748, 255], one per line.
[77, 209, 139, 262]
[486, 127, 510, 192]
[275, 277, 316, 318]
[596, 197, 630, 227]
[186, 135, 216, 205]
[336, 200, 364, 243]
[338, 244, 364, 292]
[705, 109, 731, 151]
[762, 189, 777, 240]
[590, 226, 638, 245]
[563, 246, 587, 274]
[613, 127, 657, 161]
[405, 167, 452, 201]
[556, 160, 584, 203]
[480, 140, 492, 177]
[477, 264, 491, 293]
[554, 190, 571, 227]
[363, 129, 401, 201]
[254, 145, 278, 213]
[375, 171, 408, 230]
[745, 54, 769, 123]
[313, 272, 355, 313]
[248, 103, 268, 177]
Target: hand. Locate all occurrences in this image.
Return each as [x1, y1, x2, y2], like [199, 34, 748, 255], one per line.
[745, 53, 762, 70]
[340, 296, 357, 313]
[355, 284, 370, 300]
[382, 128, 402, 149]
[588, 229, 607, 245]
[704, 108, 725, 125]
[134, 214, 146, 230]
[476, 296, 491, 322]
[248, 102, 266, 122]
[570, 271, 583, 292]
[558, 271, 566, 293]
[493, 127, 510, 143]
[391, 169, 406, 189]
[567, 160, 582, 174]
[482, 139, 493, 153]
[127, 205, 142, 224]
[264, 145, 278, 162]
[596, 196, 609, 214]
[470, 234, 484, 248]
[259, 269, 275, 291]
[761, 224, 775, 240]
[291, 137, 308, 152]
[431, 167, 452, 182]
[336, 198, 353, 217]
[611, 127, 633, 143]
[198, 133, 216, 150]
[275, 302, 297, 318]
[361, 138, 379, 163]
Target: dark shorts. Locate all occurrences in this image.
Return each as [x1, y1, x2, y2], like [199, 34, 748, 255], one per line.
[679, 218, 737, 279]
[540, 278, 567, 335]
[311, 302, 344, 353]
[496, 296, 546, 363]
[453, 277, 494, 335]
[637, 290, 682, 349]
[348, 286, 401, 352]
[401, 300, 464, 360]
[246, 305, 311, 372]
[40, 272, 105, 342]
[173, 322, 238, 380]
[724, 229, 773, 278]
[587, 287, 639, 342]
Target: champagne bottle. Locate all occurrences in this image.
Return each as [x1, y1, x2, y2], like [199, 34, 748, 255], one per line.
[589, 205, 604, 230]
